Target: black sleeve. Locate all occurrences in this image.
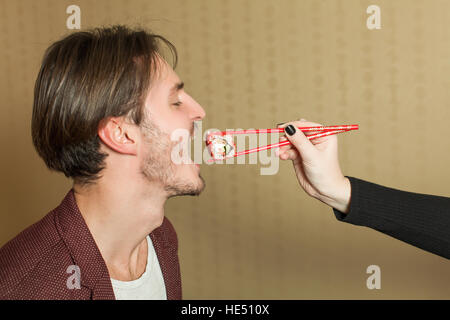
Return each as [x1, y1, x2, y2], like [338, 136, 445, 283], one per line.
[333, 176, 450, 260]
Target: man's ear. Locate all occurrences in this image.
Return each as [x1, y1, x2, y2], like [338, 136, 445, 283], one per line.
[98, 117, 137, 156]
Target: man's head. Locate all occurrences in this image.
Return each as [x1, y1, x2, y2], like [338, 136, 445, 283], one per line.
[32, 25, 206, 197]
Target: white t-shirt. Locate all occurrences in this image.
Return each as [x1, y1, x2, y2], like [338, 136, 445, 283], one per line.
[111, 235, 167, 300]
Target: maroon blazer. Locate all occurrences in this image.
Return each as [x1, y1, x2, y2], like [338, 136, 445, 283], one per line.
[0, 189, 182, 300]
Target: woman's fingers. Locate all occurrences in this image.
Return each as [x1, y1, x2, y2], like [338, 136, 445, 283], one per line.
[277, 141, 300, 160]
[277, 139, 295, 153]
[276, 118, 337, 159]
[278, 119, 322, 129]
[310, 134, 337, 145]
[280, 148, 299, 161]
[278, 119, 324, 136]
[278, 119, 342, 147]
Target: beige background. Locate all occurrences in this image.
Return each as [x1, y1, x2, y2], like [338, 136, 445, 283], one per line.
[0, 0, 449, 299]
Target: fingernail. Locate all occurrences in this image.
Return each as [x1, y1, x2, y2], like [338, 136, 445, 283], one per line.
[285, 125, 296, 136]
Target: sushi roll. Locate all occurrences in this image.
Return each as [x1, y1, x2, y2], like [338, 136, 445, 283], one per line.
[206, 133, 235, 160]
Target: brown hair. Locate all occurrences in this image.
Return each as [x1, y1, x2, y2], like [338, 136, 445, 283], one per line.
[31, 25, 177, 185]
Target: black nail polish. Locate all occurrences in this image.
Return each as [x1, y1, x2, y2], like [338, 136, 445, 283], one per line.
[285, 125, 296, 136]
[276, 122, 286, 127]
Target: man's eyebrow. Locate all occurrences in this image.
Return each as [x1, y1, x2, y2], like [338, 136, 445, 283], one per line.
[170, 81, 184, 94]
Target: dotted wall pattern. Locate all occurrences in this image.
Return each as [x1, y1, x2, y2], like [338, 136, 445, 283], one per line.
[0, 0, 449, 299]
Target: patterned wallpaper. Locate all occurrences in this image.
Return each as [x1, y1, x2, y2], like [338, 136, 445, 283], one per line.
[0, 0, 449, 298]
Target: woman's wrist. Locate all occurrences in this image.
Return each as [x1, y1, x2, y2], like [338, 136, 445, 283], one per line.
[317, 177, 351, 214]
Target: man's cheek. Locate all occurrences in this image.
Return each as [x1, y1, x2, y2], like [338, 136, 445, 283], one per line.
[170, 128, 191, 165]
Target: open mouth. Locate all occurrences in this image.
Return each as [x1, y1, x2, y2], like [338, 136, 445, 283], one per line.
[206, 133, 236, 160]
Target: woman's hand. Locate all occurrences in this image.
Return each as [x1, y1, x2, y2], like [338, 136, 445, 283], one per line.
[277, 119, 351, 213]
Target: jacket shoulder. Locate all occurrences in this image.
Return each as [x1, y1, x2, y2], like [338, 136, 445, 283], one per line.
[160, 216, 178, 252]
[0, 210, 80, 299]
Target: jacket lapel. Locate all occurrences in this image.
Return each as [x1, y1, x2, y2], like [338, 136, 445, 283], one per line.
[54, 189, 181, 300]
[150, 222, 180, 300]
[54, 189, 115, 300]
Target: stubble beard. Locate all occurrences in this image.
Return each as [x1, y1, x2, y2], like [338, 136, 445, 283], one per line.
[140, 118, 205, 198]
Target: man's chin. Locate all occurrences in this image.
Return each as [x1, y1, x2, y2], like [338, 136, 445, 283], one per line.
[166, 175, 206, 198]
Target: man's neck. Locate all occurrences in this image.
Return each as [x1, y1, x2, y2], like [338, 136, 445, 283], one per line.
[73, 178, 167, 280]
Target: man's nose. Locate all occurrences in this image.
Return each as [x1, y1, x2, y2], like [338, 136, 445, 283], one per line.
[188, 96, 206, 120]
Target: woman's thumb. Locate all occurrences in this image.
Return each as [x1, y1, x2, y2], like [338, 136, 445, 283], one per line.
[284, 124, 316, 161]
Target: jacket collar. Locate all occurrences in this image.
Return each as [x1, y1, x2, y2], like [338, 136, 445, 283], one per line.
[53, 189, 178, 300]
[54, 189, 115, 299]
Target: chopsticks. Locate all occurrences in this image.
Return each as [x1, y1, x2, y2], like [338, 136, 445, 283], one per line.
[209, 124, 358, 136]
[207, 124, 358, 162]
